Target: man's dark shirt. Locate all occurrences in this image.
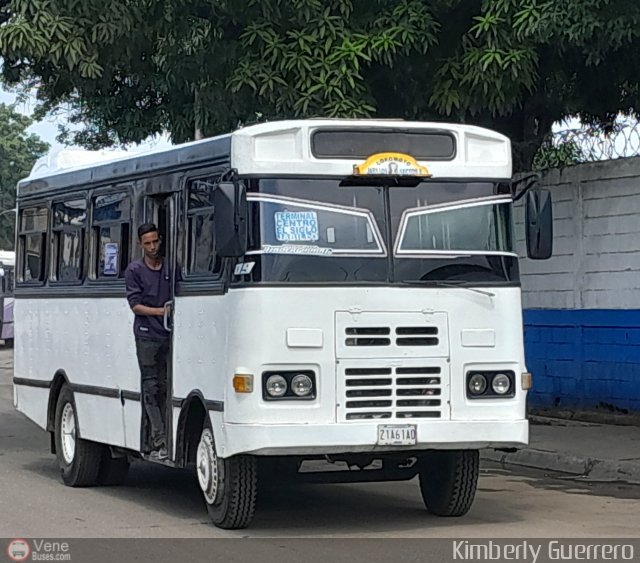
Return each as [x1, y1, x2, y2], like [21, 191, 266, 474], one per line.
[125, 259, 172, 341]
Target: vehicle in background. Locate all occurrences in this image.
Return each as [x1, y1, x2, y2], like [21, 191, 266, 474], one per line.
[0, 250, 15, 346]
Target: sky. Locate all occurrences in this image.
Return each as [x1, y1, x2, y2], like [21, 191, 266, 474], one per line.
[0, 88, 173, 154]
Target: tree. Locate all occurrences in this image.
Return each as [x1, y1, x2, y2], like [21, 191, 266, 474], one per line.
[0, 103, 49, 249]
[532, 139, 582, 171]
[1, 0, 640, 170]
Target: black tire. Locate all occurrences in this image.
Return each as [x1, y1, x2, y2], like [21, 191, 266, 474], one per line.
[54, 385, 104, 487]
[98, 451, 130, 486]
[196, 423, 257, 529]
[418, 449, 479, 517]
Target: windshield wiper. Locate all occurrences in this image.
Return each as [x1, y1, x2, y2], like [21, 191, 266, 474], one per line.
[400, 280, 495, 297]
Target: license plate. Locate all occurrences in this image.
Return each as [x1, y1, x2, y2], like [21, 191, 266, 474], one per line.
[377, 424, 417, 446]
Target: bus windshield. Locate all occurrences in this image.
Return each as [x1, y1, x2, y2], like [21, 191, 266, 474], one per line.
[243, 178, 517, 284]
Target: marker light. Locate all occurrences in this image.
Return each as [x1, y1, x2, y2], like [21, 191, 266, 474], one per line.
[233, 374, 254, 394]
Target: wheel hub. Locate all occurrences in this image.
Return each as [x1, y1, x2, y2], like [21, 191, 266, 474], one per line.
[196, 428, 220, 505]
[60, 402, 76, 465]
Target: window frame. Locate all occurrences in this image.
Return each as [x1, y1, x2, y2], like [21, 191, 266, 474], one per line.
[17, 203, 50, 286]
[393, 195, 517, 258]
[50, 196, 88, 285]
[245, 193, 387, 258]
[88, 186, 132, 283]
[183, 174, 224, 280]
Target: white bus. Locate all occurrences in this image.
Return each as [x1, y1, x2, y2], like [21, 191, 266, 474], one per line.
[13, 120, 552, 529]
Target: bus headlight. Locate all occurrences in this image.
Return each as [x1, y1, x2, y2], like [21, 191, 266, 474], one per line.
[491, 373, 512, 395]
[466, 370, 516, 399]
[262, 370, 317, 401]
[265, 375, 287, 397]
[468, 374, 487, 396]
[291, 374, 313, 397]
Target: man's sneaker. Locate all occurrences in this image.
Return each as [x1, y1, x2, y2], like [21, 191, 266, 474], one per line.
[149, 447, 169, 461]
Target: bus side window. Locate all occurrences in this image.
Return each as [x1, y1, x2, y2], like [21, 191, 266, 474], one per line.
[18, 206, 48, 284]
[52, 198, 87, 283]
[185, 177, 222, 276]
[90, 191, 131, 280]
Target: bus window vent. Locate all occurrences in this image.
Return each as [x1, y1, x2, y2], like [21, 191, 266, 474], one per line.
[396, 327, 439, 347]
[345, 327, 391, 347]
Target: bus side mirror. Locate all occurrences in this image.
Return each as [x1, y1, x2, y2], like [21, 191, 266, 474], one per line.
[214, 181, 248, 258]
[525, 188, 553, 260]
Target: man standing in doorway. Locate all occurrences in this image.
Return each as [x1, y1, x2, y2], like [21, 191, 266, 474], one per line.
[125, 223, 172, 461]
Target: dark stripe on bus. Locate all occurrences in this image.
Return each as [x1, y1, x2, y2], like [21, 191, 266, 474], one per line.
[13, 377, 52, 389]
[172, 397, 224, 412]
[121, 390, 141, 402]
[16, 378, 224, 411]
[71, 383, 120, 399]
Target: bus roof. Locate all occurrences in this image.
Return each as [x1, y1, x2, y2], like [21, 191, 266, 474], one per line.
[18, 119, 511, 198]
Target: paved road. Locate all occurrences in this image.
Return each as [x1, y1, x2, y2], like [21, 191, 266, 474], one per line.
[2, 348, 639, 540]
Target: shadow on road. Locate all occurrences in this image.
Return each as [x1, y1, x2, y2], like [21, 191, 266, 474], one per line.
[19, 455, 523, 533]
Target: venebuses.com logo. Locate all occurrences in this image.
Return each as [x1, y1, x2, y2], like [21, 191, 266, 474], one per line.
[6, 539, 30, 562]
[6, 539, 71, 561]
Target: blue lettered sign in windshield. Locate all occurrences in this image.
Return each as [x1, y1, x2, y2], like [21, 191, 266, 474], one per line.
[275, 211, 319, 242]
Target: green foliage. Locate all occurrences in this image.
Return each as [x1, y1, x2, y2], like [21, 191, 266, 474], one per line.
[532, 139, 582, 171]
[2, 0, 640, 170]
[0, 103, 49, 249]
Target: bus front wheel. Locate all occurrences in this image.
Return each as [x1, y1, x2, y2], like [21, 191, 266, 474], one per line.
[196, 422, 257, 529]
[418, 449, 479, 517]
[54, 385, 103, 487]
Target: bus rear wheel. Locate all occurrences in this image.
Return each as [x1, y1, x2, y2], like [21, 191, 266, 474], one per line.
[54, 385, 103, 487]
[196, 423, 257, 529]
[418, 449, 479, 517]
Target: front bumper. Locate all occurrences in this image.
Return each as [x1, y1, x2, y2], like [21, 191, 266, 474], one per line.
[217, 418, 529, 457]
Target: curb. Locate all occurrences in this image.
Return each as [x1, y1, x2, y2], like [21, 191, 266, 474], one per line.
[481, 448, 640, 485]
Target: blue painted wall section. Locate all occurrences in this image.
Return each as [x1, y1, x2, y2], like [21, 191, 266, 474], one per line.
[524, 309, 640, 413]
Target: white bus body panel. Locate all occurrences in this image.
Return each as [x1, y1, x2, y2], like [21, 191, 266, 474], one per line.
[13, 298, 136, 448]
[14, 286, 527, 458]
[173, 286, 528, 456]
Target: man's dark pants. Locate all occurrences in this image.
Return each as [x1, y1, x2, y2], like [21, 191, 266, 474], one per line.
[135, 338, 170, 451]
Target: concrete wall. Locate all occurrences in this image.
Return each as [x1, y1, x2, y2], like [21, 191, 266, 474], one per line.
[515, 156, 640, 413]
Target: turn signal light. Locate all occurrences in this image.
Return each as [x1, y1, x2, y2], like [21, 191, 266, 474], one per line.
[522, 372, 533, 390]
[233, 374, 254, 393]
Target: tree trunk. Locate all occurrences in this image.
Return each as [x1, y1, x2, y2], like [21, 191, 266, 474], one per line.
[194, 88, 204, 141]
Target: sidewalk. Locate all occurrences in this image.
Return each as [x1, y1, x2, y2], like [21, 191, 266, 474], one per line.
[482, 416, 640, 485]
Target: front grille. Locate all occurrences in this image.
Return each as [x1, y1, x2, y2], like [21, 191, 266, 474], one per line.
[344, 326, 439, 347]
[342, 366, 443, 421]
